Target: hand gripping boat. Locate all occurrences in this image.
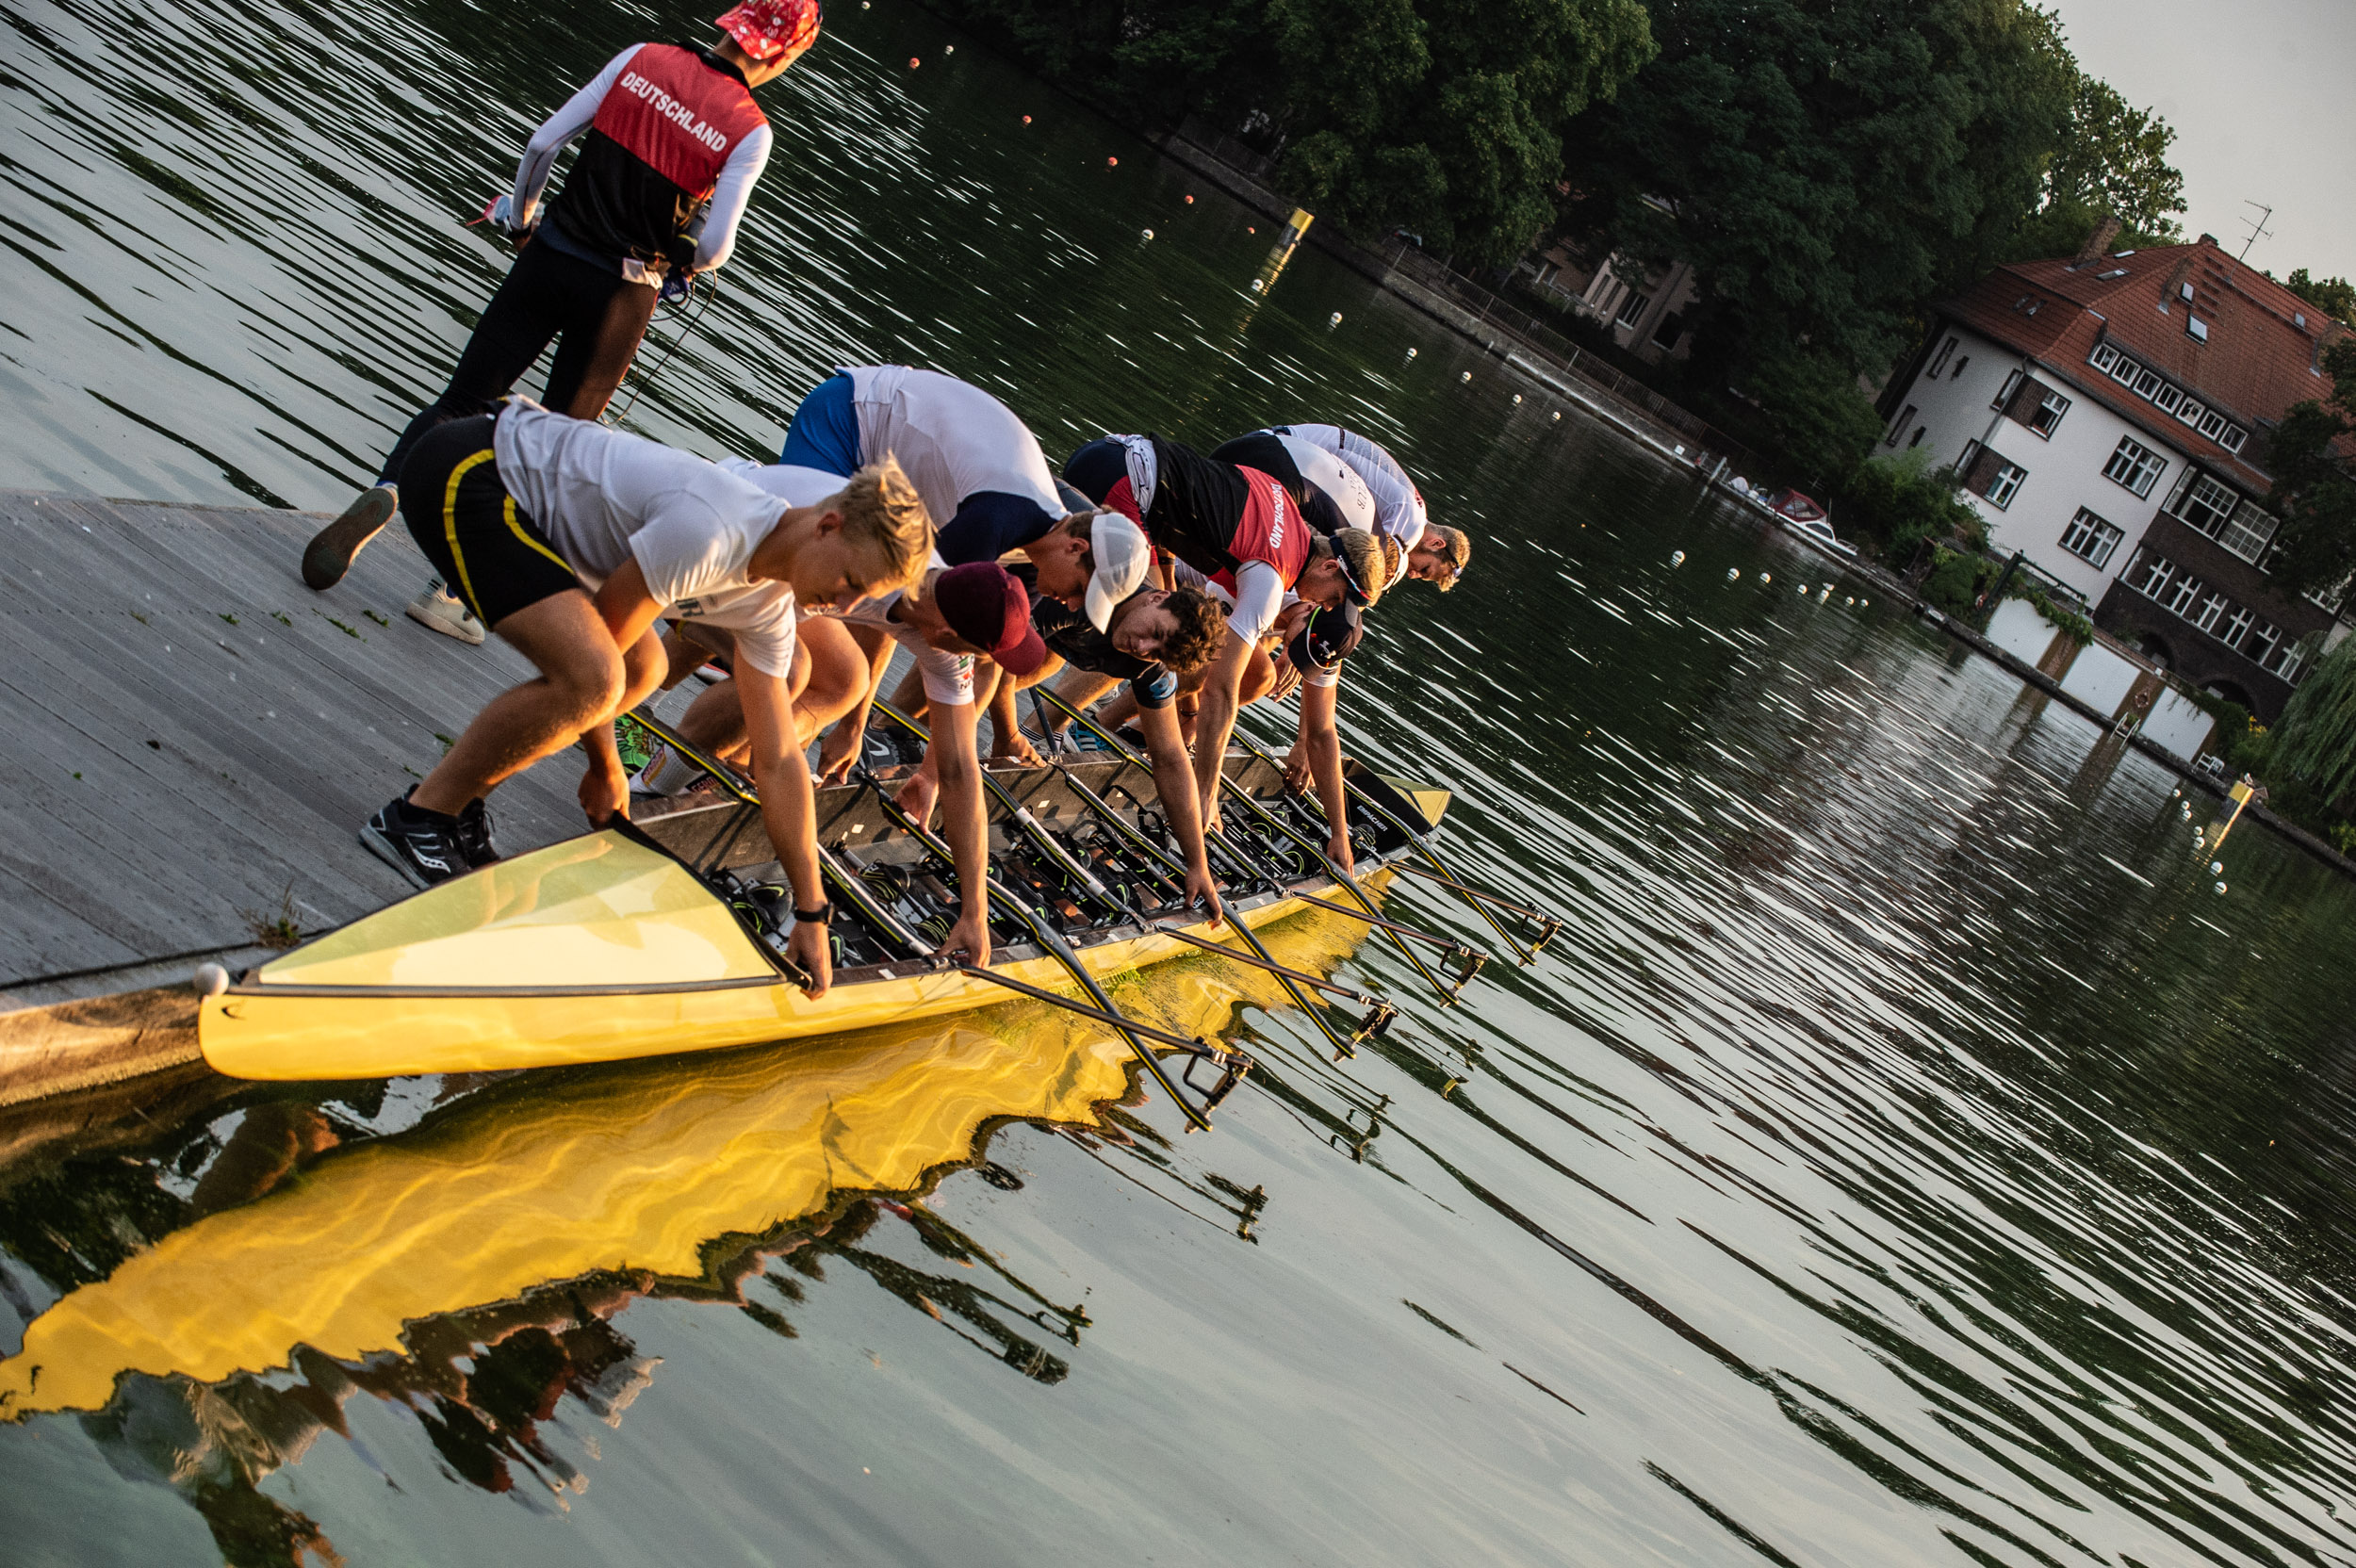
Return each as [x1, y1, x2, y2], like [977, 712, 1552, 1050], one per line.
[197, 735, 1461, 1091]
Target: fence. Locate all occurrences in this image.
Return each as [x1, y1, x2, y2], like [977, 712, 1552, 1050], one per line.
[1367, 241, 1770, 482]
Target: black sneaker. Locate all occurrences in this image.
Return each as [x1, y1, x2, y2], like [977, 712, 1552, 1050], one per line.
[303, 484, 397, 590]
[454, 797, 500, 867]
[360, 791, 469, 889]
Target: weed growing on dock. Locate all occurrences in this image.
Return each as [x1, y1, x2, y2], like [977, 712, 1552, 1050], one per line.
[241, 882, 303, 949]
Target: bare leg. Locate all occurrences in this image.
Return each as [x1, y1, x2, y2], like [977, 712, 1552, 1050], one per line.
[413, 591, 624, 815]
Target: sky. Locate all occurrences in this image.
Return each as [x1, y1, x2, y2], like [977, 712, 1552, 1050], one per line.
[2053, 0, 2356, 282]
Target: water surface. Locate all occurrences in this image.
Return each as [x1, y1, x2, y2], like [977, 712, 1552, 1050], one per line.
[5, 2, 2355, 1564]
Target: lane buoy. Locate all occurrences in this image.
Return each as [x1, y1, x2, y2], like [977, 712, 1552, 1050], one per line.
[1512, 393, 1523, 404]
[1726, 567, 1740, 580]
[2216, 881, 2229, 894]
[1023, 114, 1032, 123]
[1141, 228, 1153, 240]
[944, 43, 954, 53]
[1670, 550, 1685, 566]
[1460, 371, 1472, 384]
[1550, 410, 1562, 421]
[1858, 597, 1869, 607]
[1759, 572, 1771, 583]
[2210, 860, 2224, 874]
[1405, 347, 1417, 359]
[908, 56, 920, 67]
[1107, 155, 1119, 167]
[1185, 194, 1195, 204]
[1329, 312, 1343, 327]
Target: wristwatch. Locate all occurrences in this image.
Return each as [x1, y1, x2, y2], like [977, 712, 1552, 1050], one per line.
[793, 902, 834, 926]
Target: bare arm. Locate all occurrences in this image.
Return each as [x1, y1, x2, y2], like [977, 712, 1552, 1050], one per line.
[740, 665, 831, 996]
[930, 699, 993, 967]
[513, 46, 639, 224]
[1137, 699, 1222, 924]
[1296, 678, 1352, 878]
[1190, 625, 1254, 825]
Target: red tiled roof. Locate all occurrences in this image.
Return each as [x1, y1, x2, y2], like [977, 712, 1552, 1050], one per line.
[1939, 237, 2348, 492]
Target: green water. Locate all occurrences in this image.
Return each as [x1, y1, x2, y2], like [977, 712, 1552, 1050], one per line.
[4, 1, 2355, 1563]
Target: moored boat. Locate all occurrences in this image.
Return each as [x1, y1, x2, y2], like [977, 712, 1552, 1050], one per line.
[197, 747, 1453, 1084]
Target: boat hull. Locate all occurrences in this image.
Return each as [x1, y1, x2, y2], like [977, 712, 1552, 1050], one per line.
[198, 871, 1376, 1080]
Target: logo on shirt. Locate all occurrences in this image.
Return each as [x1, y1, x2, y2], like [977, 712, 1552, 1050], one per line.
[617, 70, 732, 152]
[1265, 481, 1289, 551]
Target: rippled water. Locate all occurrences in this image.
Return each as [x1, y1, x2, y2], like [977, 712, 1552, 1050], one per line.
[6, 2, 2356, 1564]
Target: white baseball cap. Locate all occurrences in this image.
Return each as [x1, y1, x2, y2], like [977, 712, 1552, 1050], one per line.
[1085, 513, 1153, 631]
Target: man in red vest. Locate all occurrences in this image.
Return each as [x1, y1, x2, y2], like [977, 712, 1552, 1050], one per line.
[300, 1, 819, 642]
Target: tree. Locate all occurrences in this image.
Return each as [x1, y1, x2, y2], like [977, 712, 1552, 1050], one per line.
[1555, 0, 2075, 394]
[1273, 0, 1656, 261]
[2283, 269, 2356, 327]
[2271, 626, 2356, 807]
[2042, 74, 2184, 238]
[2264, 335, 2356, 601]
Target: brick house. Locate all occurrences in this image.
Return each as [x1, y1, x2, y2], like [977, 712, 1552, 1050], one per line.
[1879, 227, 2349, 720]
[1526, 240, 1700, 365]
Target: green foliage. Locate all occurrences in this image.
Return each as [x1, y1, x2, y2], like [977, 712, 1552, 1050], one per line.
[1557, 0, 2074, 390]
[932, 0, 1654, 263]
[2282, 269, 2356, 327]
[2263, 335, 2356, 600]
[1837, 448, 1982, 562]
[2272, 631, 2356, 805]
[2020, 590, 2092, 645]
[1745, 348, 1884, 487]
[2042, 72, 2184, 238]
[1921, 546, 2001, 615]
[2001, 197, 2174, 266]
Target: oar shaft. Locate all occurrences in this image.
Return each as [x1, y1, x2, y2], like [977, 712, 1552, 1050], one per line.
[957, 965, 1234, 1059]
[1150, 923, 1376, 1004]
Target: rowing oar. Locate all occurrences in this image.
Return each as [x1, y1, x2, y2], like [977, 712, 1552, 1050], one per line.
[625, 706, 1236, 1130]
[848, 755, 1235, 1133]
[990, 723, 1397, 1057]
[1032, 686, 1482, 1006]
[1223, 727, 1559, 965]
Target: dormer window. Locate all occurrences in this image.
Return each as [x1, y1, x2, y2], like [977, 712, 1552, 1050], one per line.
[2187, 316, 2210, 344]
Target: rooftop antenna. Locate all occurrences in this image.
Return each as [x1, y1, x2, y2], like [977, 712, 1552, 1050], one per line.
[2237, 201, 2275, 262]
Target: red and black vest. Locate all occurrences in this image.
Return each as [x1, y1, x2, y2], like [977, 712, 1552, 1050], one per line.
[547, 44, 766, 273]
[1121, 437, 1314, 589]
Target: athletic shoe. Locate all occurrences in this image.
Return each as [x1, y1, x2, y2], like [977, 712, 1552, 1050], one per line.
[406, 580, 485, 645]
[303, 484, 397, 590]
[359, 792, 469, 889]
[454, 797, 500, 867]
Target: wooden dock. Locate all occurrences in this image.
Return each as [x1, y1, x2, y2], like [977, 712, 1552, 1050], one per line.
[0, 488, 611, 1100]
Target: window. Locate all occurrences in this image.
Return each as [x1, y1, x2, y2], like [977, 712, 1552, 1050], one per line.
[2177, 399, 2205, 428]
[2198, 409, 2227, 440]
[1926, 336, 1956, 378]
[1907, 427, 1926, 449]
[2245, 620, 2281, 666]
[1986, 460, 2027, 509]
[1887, 405, 1918, 447]
[2266, 634, 2312, 680]
[2132, 553, 2177, 597]
[2187, 316, 2210, 344]
[2110, 354, 2141, 387]
[2153, 384, 2183, 415]
[1950, 355, 1971, 379]
[2103, 435, 2167, 498]
[1992, 369, 2023, 410]
[2217, 501, 2279, 564]
[2172, 473, 2239, 536]
[2134, 368, 2164, 400]
[2163, 570, 2206, 618]
[2059, 508, 2124, 569]
[2218, 425, 2248, 454]
[2089, 344, 2119, 373]
[1650, 310, 1686, 350]
[2027, 386, 2070, 438]
[2190, 591, 2229, 633]
[2218, 605, 2254, 649]
[1614, 290, 1649, 328]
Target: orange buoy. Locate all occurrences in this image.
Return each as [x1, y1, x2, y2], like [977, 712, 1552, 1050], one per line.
[908, 57, 920, 68]
[1107, 155, 1119, 167]
[1185, 194, 1195, 204]
[1023, 114, 1032, 123]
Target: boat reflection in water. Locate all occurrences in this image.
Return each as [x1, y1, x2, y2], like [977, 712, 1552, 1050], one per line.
[1, 905, 1373, 1558]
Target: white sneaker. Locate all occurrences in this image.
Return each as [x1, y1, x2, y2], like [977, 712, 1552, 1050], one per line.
[406, 579, 484, 645]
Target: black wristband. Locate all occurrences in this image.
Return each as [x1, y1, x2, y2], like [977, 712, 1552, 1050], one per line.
[793, 902, 833, 926]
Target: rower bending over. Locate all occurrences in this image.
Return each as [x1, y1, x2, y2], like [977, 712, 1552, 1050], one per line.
[358, 401, 930, 998]
[1063, 435, 1391, 873]
[809, 560, 1049, 967]
[303, 0, 819, 642]
[1242, 424, 1475, 590]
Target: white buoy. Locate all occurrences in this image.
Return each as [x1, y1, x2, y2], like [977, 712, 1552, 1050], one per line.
[1670, 550, 1685, 566]
[1406, 347, 1417, 359]
[1460, 371, 1472, 384]
[1251, 279, 1264, 292]
[1857, 598, 1868, 607]
[1141, 228, 1153, 240]
[1512, 393, 1523, 404]
[1551, 411, 1562, 422]
[1759, 572, 1771, 584]
[1726, 567, 1740, 580]
[2215, 881, 2229, 894]
[1329, 312, 1343, 327]
[2210, 860, 2223, 874]
[944, 43, 954, 52]
[1844, 596, 1855, 606]
[193, 963, 229, 998]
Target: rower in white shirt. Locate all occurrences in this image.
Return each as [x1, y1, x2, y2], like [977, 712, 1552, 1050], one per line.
[1239, 423, 1474, 590]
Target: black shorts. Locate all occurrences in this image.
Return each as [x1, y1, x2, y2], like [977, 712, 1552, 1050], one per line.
[395, 415, 581, 628]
